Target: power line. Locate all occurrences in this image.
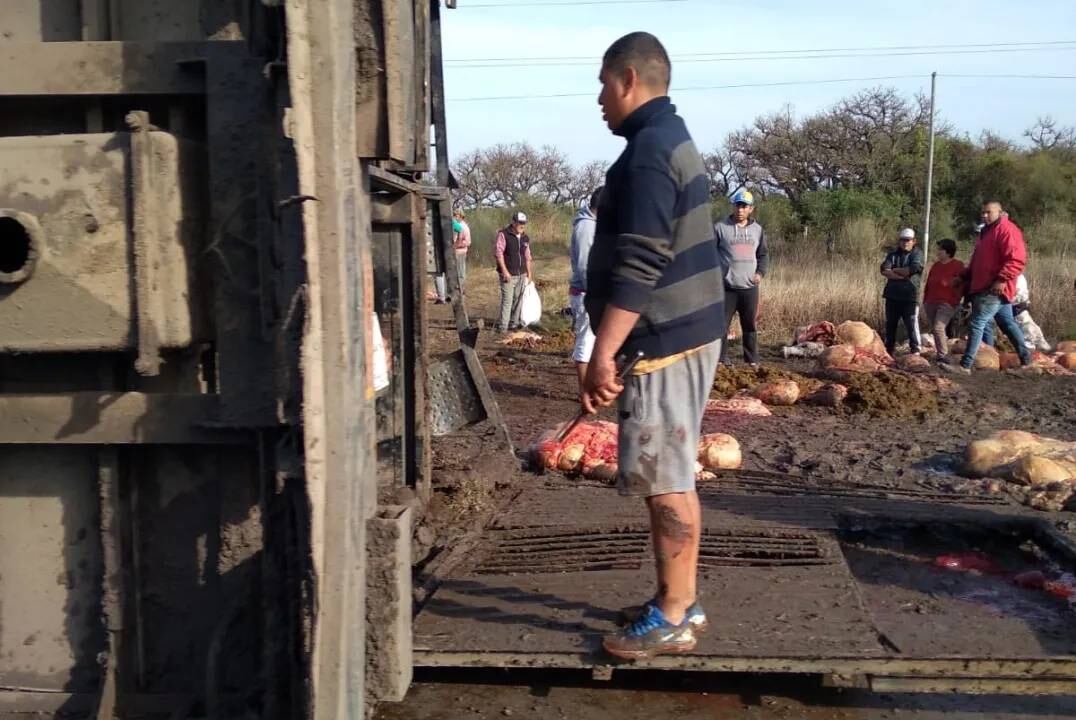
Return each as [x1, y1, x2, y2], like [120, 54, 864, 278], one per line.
[446, 40, 1076, 63]
[449, 74, 925, 102]
[447, 45, 1076, 69]
[459, 0, 687, 6]
[446, 72, 1076, 102]
[944, 73, 1076, 80]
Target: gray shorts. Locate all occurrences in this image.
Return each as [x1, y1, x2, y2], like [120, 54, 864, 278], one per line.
[616, 339, 722, 497]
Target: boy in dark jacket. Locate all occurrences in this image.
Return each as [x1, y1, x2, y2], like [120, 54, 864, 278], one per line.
[880, 228, 924, 355]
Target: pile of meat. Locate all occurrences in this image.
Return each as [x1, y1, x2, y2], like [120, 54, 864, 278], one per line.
[785, 321, 898, 371]
[962, 430, 1076, 511]
[531, 398, 766, 482]
[497, 330, 543, 349]
[946, 339, 1073, 374]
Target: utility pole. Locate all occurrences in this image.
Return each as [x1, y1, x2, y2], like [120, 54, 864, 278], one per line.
[922, 71, 937, 261]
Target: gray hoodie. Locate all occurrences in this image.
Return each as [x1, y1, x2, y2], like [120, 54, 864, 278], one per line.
[715, 216, 769, 290]
[569, 205, 597, 293]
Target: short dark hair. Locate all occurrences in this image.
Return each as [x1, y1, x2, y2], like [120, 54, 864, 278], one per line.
[589, 186, 604, 210]
[602, 32, 671, 91]
[983, 199, 1003, 208]
[938, 238, 957, 258]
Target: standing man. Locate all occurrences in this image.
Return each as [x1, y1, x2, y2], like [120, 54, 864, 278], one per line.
[583, 32, 724, 659]
[569, 187, 603, 391]
[493, 211, 532, 332]
[943, 201, 1031, 374]
[715, 189, 768, 367]
[880, 228, 924, 356]
[453, 209, 471, 293]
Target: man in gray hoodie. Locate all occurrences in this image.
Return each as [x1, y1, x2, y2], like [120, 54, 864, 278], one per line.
[715, 189, 769, 366]
[568, 187, 602, 390]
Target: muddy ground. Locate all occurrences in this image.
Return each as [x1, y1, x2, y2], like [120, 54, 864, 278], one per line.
[398, 298, 1076, 720]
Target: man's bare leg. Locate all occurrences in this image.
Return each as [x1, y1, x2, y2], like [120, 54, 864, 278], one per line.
[646, 491, 700, 626]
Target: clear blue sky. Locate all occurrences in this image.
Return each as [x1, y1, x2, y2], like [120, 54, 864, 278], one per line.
[441, 0, 1076, 164]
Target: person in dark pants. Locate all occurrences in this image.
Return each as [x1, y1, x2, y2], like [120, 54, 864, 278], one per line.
[715, 189, 768, 367]
[941, 201, 1031, 374]
[880, 227, 924, 355]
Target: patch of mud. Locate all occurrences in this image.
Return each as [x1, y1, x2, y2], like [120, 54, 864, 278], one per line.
[840, 371, 939, 418]
[841, 522, 1076, 656]
[712, 365, 822, 399]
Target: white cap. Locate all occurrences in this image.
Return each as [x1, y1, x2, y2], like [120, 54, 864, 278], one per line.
[899, 228, 916, 240]
[512, 211, 528, 224]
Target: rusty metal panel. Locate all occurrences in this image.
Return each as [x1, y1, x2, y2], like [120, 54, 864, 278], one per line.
[0, 43, 209, 96]
[0, 447, 104, 691]
[112, 0, 201, 41]
[0, 132, 208, 353]
[0, 0, 82, 41]
[0, 393, 247, 444]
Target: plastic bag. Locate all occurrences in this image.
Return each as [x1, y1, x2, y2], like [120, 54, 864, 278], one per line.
[519, 280, 542, 327]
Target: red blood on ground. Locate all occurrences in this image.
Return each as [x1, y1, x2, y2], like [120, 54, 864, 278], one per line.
[1044, 580, 1076, 600]
[933, 552, 1003, 575]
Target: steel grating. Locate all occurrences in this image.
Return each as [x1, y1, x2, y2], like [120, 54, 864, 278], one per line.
[471, 528, 833, 575]
[427, 351, 484, 435]
[414, 470, 1076, 691]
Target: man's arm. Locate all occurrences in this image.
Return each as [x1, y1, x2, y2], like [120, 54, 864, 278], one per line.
[880, 252, 895, 278]
[524, 240, 533, 281]
[493, 231, 510, 280]
[581, 306, 640, 414]
[583, 163, 676, 411]
[754, 227, 769, 282]
[908, 248, 925, 277]
[994, 224, 1027, 291]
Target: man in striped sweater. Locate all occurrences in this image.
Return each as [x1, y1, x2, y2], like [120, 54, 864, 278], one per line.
[582, 31, 725, 659]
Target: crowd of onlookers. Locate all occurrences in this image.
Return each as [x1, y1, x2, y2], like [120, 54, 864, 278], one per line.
[443, 194, 1056, 382]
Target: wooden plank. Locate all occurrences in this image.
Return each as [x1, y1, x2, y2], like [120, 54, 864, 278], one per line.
[0, 393, 247, 444]
[0, 42, 208, 95]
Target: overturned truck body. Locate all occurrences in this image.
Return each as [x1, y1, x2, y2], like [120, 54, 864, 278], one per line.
[0, 1, 496, 716]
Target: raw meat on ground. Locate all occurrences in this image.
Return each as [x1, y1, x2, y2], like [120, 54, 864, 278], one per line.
[962, 430, 1076, 503]
[793, 321, 836, 345]
[752, 380, 800, 406]
[532, 408, 751, 481]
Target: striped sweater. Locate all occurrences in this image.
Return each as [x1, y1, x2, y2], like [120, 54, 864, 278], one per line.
[585, 96, 725, 359]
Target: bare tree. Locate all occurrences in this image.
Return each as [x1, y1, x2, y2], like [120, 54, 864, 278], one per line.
[567, 160, 609, 207]
[1025, 116, 1076, 151]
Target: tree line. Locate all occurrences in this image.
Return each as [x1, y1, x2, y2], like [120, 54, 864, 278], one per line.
[451, 87, 1076, 249]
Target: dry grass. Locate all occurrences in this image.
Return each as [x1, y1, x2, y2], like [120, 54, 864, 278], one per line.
[460, 248, 1075, 344]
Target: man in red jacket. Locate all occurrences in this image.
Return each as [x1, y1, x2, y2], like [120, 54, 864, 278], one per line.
[942, 201, 1031, 374]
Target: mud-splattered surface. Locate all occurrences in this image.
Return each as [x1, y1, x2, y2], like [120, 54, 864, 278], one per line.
[375, 670, 1076, 720]
[411, 300, 1076, 719]
[841, 523, 1076, 657]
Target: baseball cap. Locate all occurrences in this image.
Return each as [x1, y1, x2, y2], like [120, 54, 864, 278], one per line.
[512, 211, 528, 224]
[899, 228, 916, 240]
[731, 189, 754, 206]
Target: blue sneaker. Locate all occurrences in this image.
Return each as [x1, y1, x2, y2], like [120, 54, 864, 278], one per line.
[619, 599, 708, 633]
[603, 603, 697, 660]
